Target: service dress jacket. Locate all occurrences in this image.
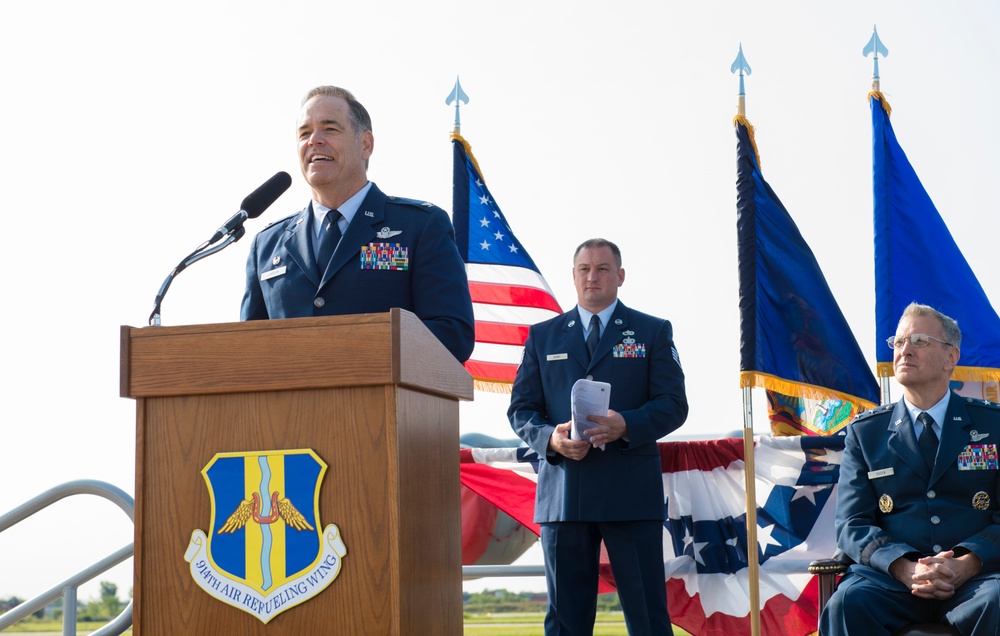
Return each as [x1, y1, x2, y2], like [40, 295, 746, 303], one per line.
[836, 394, 1000, 588]
[508, 302, 688, 524]
[240, 183, 475, 362]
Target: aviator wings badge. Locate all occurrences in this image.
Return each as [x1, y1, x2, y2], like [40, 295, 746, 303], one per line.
[184, 449, 347, 623]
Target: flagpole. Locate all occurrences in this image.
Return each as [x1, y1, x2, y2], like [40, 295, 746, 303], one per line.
[867, 28, 891, 407]
[732, 43, 751, 118]
[741, 387, 762, 636]
[445, 75, 469, 135]
[863, 25, 888, 92]
[732, 44, 761, 636]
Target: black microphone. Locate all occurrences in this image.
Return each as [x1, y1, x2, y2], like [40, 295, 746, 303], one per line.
[208, 171, 292, 244]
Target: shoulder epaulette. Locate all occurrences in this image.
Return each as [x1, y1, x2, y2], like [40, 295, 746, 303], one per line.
[853, 403, 894, 422]
[386, 195, 440, 211]
[962, 397, 1000, 412]
[260, 212, 299, 231]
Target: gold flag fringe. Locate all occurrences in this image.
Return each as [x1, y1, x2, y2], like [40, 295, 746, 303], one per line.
[868, 91, 892, 117]
[878, 362, 1000, 383]
[451, 133, 487, 183]
[473, 378, 513, 394]
[733, 113, 762, 171]
[740, 370, 878, 411]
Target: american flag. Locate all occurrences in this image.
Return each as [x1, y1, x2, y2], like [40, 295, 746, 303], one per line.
[460, 435, 844, 636]
[452, 134, 562, 391]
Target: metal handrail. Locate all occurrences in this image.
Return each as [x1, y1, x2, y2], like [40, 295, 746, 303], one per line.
[0, 480, 134, 635]
[462, 565, 545, 579]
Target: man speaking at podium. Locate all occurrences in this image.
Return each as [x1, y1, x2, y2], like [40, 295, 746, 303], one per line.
[240, 85, 475, 362]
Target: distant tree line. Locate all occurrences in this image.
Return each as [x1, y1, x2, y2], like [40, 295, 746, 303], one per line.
[0, 581, 129, 623]
[463, 589, 621, 614]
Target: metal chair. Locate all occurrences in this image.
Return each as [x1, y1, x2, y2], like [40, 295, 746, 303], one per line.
[808, 556, 960, 636]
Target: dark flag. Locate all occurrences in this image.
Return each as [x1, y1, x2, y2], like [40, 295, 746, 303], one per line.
[736, 115, 879, 433]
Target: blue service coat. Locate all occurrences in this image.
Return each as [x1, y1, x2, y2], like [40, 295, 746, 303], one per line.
[240, 183, 475, 362]
[508, 302, 688, 523]
[835, 394, 1000, 587]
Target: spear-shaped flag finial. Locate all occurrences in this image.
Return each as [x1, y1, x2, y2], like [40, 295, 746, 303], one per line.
[731, 43, 752, 117]
[445, 76, 470, 135]
[863, 25, 889, 91]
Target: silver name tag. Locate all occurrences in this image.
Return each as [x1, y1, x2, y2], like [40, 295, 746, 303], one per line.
[261, 266, 287, 281]
[868, 468, 894, 480]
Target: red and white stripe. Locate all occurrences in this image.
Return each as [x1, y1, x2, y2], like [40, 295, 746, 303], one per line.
[465, 263, 563, 388]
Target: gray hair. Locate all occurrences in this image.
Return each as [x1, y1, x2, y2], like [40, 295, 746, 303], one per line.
[900, 302, 962, 349]
[301, 86, 372, 136]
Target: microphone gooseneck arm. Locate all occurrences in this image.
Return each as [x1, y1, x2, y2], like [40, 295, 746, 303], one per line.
[147, 171, 290, 326]
[148, 228, 246, 326]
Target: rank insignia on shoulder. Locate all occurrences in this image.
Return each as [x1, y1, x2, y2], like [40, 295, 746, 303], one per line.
[879, 494, 893, 514]
[973, 491, 991, 510]
[957, 444, 999, 471]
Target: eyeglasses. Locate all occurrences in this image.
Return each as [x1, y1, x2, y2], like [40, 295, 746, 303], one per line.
[886, 333, 954, 350]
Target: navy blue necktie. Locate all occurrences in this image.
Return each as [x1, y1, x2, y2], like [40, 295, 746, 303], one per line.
[917, 412, 938, 470]
[586, 314, 601, 360]
[317, 209, 342, 275]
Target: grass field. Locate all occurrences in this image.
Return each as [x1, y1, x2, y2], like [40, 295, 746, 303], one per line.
[464, 613, 693, 635]
[4, 614, 692, 635]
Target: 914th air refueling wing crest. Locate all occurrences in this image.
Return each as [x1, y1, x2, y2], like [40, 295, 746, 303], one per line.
[183, 449, 347, 624]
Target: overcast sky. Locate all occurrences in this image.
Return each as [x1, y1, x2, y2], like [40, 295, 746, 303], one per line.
[2, 0, 998, 603]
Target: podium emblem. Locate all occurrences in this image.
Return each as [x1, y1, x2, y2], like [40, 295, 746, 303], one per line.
[184, 449, 347, 623]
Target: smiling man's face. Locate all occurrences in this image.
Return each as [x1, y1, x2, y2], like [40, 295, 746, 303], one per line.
[296, 95, 372, 201]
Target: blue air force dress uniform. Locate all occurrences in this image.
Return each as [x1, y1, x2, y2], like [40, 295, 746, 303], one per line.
[240, 183, 475, 362]
[820, 394, 1000, 635]
[508, 301, 688, 635]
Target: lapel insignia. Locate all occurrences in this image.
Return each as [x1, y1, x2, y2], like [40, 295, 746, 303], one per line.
[971, 430, 990, 442]
[375, 227, 402, 239]
[614, 319, 623, 325]
[567, 320, 576, 328]
[879, 494, 893, 514]
[364, 210, 375, 217]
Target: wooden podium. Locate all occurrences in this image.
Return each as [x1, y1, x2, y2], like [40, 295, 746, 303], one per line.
[120, 310, 473, 635]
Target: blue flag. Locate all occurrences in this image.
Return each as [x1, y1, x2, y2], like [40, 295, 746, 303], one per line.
[872, 92, 1000, 384]
[736, 116, 879, 426]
